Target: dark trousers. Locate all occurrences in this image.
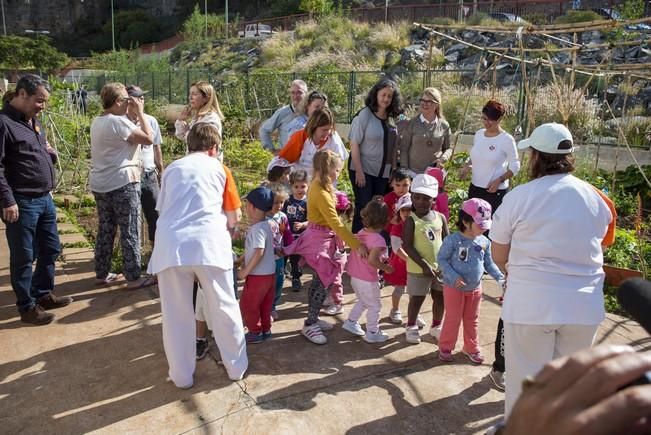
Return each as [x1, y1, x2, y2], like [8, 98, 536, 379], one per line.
[349, 169, 389, 234]
[289, 254, 302, 279]
[5, 193, 61, 313]
[140, 170, 159, 243]
[93, 182, 142, 281]
[467, 183, 507, 214]
[493, 317, 505, 372]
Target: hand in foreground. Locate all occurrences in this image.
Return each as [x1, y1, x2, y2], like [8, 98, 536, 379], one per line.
[454, 277, 467, 288]
[504, 344, 651, 435]
[356, 244, 368, 259]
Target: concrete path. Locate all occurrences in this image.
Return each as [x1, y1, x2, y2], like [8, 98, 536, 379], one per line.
[1, 211, 649, 435]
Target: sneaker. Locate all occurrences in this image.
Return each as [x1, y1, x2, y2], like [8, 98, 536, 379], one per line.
[389, 309, 403, 325]
[323, 304, 343, 316]
[196, 339, 209, 360]
[262, 330, 272, 340]
[342, 319, 365, 336]
[416, 316, 426, 330]
[291, 279, 302, 292]
[405, 326, 421, 344]
[20, 305, 55, 325]
[439, 350, 454, 362]
[36, 293, 73, 310]
[489, 369, 505, 391]
[429, 324, 442, 339]
[245, 332, 264, 344]
[302, 324, 327, 344]
[323, 295, 333, 307]
[462, 350, 485, 365]
[316, 319, 334, 331]
[271, 310, 279, 321]
[364, 330, 389, 343]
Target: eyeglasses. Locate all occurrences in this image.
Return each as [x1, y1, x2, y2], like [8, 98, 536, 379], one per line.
[119, 97, 132, 102]
[419, 99, 437, 105]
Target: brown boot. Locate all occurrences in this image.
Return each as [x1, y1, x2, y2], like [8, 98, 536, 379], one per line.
[37, 293, 73, 310]
[20, 305, 55, 325]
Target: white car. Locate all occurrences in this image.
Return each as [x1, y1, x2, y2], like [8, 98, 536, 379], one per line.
[238, 23, 273, 38]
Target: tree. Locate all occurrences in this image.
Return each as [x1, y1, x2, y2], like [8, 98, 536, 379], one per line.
[0, 35, 68, 74]
[299, 0, 334, 16]
[181, 4, 226, 42]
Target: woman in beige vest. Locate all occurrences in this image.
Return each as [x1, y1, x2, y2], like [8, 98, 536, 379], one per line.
[398, 88, 451, 175]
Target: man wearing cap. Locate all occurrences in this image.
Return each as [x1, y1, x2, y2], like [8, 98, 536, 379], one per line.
[259, 79, 307, 153]
[126, 85, 163, 247]
[489, 122, 615, 418]
[148, 122, 247, 389]
[0, 74, 73, 325]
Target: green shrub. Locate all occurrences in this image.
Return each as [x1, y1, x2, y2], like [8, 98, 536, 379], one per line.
[554, 10, 604, 24]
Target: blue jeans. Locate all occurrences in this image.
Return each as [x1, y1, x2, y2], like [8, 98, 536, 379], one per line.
[5, 193, 61, 313]
[272, 257, 285, 310]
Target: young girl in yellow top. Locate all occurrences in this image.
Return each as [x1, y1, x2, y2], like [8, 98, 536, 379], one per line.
[284, 150, 367, 345]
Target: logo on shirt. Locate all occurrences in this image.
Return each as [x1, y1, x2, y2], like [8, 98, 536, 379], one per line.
[458, 246, 469, 262]
[489, 145, 495, 151]
[287, 205, 297, 215]
[425, 228, 437, 241]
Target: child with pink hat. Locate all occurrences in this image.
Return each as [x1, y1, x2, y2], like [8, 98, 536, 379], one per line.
[425, 166, 449, 221]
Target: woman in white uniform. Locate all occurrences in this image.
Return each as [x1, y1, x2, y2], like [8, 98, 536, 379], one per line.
[149, 123, 248, 388]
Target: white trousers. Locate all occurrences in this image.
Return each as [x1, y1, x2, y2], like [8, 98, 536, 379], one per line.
[158, 265, 248, 387]
[349, 277, 382, 333]
[504, 322, 599, 418]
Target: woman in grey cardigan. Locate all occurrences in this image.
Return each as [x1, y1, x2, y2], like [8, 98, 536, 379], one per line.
[398, 88, 451, 175]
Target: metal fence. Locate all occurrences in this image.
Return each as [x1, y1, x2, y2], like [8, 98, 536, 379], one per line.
[78, 67, 650, 148]
[82, 68, 514, 124]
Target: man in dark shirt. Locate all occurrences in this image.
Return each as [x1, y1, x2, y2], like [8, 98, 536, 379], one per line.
[0, 74, 72, 325]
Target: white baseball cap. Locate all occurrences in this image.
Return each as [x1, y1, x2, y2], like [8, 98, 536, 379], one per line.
[411, 174, 438, 198]
[395, 193, 412, 211]
[517, 123, 574, 154]
[266, 156, 294, 173]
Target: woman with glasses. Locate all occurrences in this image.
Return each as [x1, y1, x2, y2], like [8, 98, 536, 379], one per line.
[348, 78, 404, 233]
[397, 87, 451, 175]
[286, 90, 328, 138]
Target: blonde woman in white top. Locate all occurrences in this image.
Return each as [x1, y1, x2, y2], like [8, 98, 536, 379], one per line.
[175, 80, 224, 142]
[460, 100, 520, 213]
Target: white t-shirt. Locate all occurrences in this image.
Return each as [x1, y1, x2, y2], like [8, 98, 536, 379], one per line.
[470, 129, 520, 189]
[245, 219, 276, 275]
[89, 114, 139, 193]
[147, 153, 232, 274]
[295, 131, 349, 179]
[137, 113, 162, 171]
[489, 173, 612, 325]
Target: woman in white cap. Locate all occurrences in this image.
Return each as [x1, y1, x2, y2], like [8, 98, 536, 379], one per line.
[489, 122, 616, 418]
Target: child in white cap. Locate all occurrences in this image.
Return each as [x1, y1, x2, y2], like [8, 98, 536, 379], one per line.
[402, 173, 449, 345]
[436, 198, 505, 364]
